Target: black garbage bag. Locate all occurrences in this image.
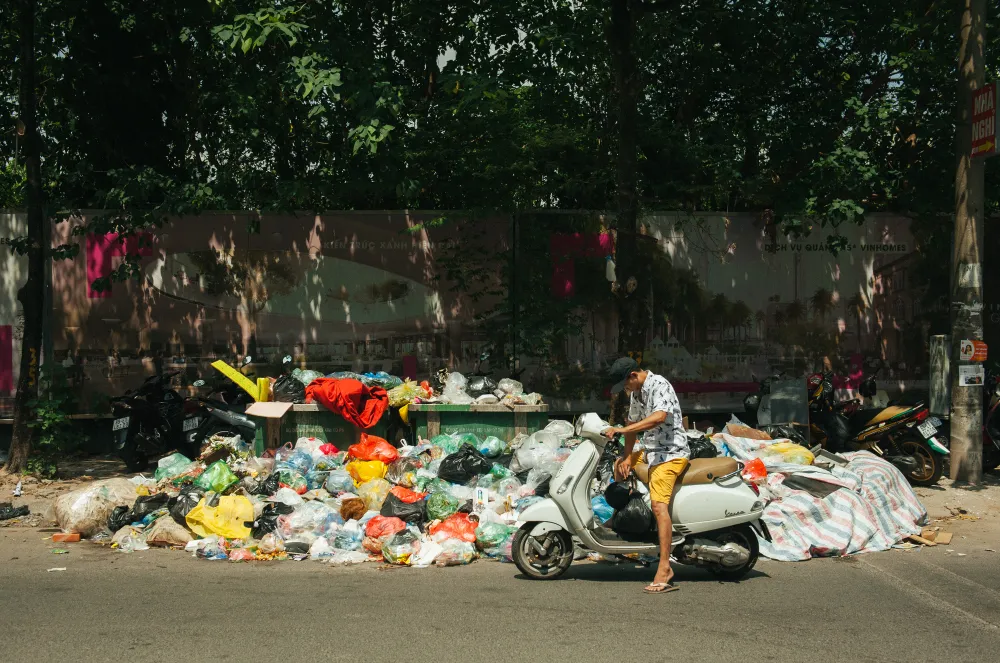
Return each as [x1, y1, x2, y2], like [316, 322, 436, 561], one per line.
[129, 493, 170, 520]
[609, 488, 653, 536]
[272, 374, 306, 403]
[245, 473, 279, 496]
[0, 503, 30, 521]
[759, 423, 810, 447]
[689, 436, 719, 459]
[596, 440, 623, 486]
[532, 475, 551, 497]
[169, 486, 204, 525]
[604, 481, 632, 510]
[438, 443, 493, 484]
[380, 493, 426, 524]
[250, 502, 294, 538]
[107, 505, 133, 532]
[466, 376, 498, 398]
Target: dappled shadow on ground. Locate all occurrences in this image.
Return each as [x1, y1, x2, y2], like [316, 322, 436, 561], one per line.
[515, 561, 770, 585]
[57, 455, 128, 481]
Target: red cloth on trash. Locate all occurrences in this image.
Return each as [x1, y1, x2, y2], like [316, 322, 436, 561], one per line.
[306, 378, 388, 429]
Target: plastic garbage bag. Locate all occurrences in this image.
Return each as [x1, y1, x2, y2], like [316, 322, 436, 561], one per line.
[305, 469, 331, 491]
[386, 457, 421, 487]
[497, 378, 524, 395]
[380, 493, 426, 523]
[543, 419, 575, 440]
[325, 470, 355, 495]
[389, 485, 426, 503]
[113, 526, 149, 553]
[251, 502, 294, 538]
[258, 532, 285, 555]
[742, 457, 767, 482]
[283, 501, 340, 538]
[272, 374, 306, 403]
[609, 489, 653, 535]
[478, 436, 505, 459]
[358, 478, 392, 511]
[411, 541, 444, 568]
[169, 486, 204, 525]
[195, 461, 239, 494]
[270, 487, 305, 507]
[475, 522, 515, 550]
[591, 495, 614, 523]
[429, 512, 477, 543]
[52, 478, 137, 537]
[438, 444, 493, 484]
[442, 372, 474, 404]
[275, 469, 308, 495]
[107, 505, 132, 532]
[275, 449, 313, 476]
[765, 441, 814, 465]
[346, 460, 388, 485]
[333, 521, 364, 551]
[382, 529, 420, 565]
[436, 539, 477, 566]
[387, 379, 422, 407]
[145, 516, 193, 547]
[185, 495, 254, 539]
[365, 515, 407, 539]
[466, 375, 497, 398]
[328, 550, 369, 566]
[313, 453, 343, 472]
[245, 473, 279, 496]
[292, 368, 324, 386]
[309, 537, 336, 560]
[496, 477, 522, 501]
[689, 436, 719, 459]
[348, 433, 399, 464]
[154, 453, 195, 482]
[426, 492, 461, 521]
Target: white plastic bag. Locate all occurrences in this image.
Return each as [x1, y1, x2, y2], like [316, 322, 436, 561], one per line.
[411, 541, 444, 568]
[51, 478, 138, 537]
[442, 372, 474, 404]
[543, 419, 575, 440]
[497, 378, 524, 395]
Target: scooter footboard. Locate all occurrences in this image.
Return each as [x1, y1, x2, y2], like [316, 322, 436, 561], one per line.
[518, 498, 572, 536]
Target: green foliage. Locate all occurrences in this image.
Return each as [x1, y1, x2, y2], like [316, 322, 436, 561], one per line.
[25, 365, 86, 478]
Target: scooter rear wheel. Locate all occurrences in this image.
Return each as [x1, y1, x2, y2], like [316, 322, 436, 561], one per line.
[707, 524, 760, 582]
[511, 525, 574, 580]
[898, 435, 943, 486]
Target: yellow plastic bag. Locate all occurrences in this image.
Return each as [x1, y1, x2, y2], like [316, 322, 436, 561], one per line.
[346, 460, 388, 486]
[185, 495, 254, 539]
[769, 442, 815, 465]
[387, 379, 422, 407]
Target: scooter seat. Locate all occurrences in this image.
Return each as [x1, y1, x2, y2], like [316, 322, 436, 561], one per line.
[633, 457, 739, 486]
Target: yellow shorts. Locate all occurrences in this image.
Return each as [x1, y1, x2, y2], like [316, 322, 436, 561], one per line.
[630, 453, 688, 504]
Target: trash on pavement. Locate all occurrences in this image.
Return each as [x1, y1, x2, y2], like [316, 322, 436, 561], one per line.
[51, 478, 138, 538]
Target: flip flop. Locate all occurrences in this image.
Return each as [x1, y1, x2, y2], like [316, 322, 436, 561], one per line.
[643, 582, 679, 594]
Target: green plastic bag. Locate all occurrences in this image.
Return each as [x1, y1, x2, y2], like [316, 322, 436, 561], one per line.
[451, 432, 481, 449]
[155, 453, 193, 482]
[426, 492, 461, 521]
[489, 463, 515, 480]
[479, 436, 505, 458]
[475, 522, 516, 549]
[194, 461, 238, 494]
[430, 434, 461, 455]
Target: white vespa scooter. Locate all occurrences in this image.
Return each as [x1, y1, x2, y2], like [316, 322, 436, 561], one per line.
[512, 414, 769, 580]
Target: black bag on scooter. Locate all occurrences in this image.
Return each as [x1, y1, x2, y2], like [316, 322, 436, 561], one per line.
[609, 487, 653, 536]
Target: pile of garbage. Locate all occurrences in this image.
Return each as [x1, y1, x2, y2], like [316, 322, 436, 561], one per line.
[48, 421, 582, 567]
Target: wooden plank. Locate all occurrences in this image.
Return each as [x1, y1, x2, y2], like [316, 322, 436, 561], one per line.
[514, 411, 528, 437]
[906, 534, 937, 547]
[934, 532, 953, 545]
[426, 411, 441, 438]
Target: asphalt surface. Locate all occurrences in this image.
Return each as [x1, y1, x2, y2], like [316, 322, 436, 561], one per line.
[3, 526, 999, 663]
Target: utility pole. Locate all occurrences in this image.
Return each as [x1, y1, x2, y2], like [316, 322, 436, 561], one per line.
[950, 0, 987, 484]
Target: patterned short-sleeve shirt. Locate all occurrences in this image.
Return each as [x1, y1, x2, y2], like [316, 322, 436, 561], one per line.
[628, 371, 690, 466]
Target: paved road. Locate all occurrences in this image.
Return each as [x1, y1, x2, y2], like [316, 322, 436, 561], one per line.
[3, 527, 999, 663]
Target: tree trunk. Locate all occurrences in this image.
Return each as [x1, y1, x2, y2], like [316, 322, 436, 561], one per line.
[5, 0, 44, 474]
[949, 0, 986, 484]
[609, 0, 649, 358]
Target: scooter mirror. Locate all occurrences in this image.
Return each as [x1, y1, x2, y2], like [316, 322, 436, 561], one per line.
[243, 356, 252, 365]
[282, 355, 292, 365]
[193, 380, 205, 387]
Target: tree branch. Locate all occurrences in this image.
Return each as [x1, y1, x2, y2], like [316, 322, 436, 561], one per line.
[639, 0, 684, 13]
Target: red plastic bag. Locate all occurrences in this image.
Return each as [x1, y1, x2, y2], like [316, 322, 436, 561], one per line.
[319, 443, 339, 456]
[365, 515, 407, 539]
[429, 513, 477, 543]
[348, 434, 399, 464]
[389, 485, 427, 504]
[742, 457, 767, 482]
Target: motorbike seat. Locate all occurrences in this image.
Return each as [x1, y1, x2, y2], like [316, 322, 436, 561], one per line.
[848, 408, 890, 430]
[633, 457, 739, 487]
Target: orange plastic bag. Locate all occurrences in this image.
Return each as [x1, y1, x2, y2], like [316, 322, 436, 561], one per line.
[389, 485, 427, 504]
[365, 515, 407, 539]
[742, 457, 767, 482]
[429, 513, 477, 543]
[348, 433, 399, 464]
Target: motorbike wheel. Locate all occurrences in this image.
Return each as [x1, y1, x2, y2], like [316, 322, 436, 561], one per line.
[707, 524, 760, 582]
[119, 434, 149, 472]
[898, 435, 944, 486]
[511, 525, 574, 580]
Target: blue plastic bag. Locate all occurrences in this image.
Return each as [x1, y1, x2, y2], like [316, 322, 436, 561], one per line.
[591, 495, 614, 523]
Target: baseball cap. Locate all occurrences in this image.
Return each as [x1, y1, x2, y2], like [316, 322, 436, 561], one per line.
[607, 356, 639, 394]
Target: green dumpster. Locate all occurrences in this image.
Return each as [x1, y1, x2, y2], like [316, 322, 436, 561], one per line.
[407, 403, 548, 443]
[250, 403, 389, 452]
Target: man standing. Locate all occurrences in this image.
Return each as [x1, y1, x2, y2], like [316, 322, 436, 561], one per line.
[603, 357, 690, 594]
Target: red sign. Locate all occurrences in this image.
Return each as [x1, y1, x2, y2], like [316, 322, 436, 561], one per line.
[971, 83, 997, 158]
[960, 339, 988, 362]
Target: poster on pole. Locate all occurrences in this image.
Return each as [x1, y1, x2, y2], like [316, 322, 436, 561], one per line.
[971, 82, 997, 158]
[959, 364, 985, 387]
[959, 339, 988, 362]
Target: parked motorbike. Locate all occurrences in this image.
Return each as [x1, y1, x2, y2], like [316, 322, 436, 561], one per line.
[742, 371, 785, 428]
[807, 368, 947, 486]
[978, 364, 1000, 471]
[511, 413, 768, 581]
[111, 371, 195, 472]
[186, 355, 261, 451]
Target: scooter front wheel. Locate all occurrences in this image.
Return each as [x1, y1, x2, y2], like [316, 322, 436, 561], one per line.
[511, 525, 574, 580]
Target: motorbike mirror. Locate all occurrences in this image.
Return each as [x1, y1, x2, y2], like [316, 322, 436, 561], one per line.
[282, 355, 292, 365]
[243, 356, 252, 365]
[193, 379, 205, 387]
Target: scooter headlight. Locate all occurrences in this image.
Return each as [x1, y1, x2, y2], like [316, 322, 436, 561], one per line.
[751, 500, 764, 513]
